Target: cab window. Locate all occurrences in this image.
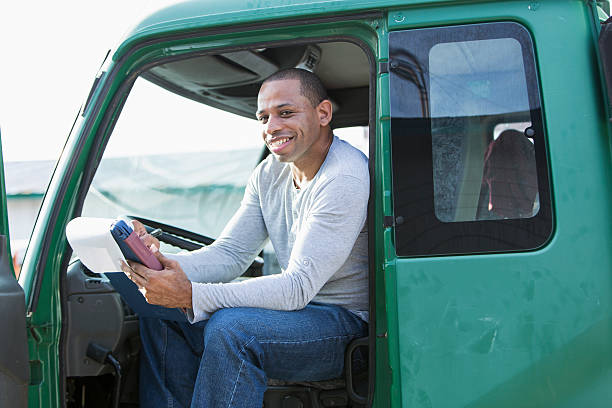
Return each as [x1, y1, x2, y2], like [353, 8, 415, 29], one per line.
[389, 22, 552, 256]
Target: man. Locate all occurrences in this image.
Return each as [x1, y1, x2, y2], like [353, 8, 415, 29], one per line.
[123, 68, 369, 407]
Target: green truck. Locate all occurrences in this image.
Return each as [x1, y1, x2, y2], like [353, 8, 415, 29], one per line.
[2, 0, 612, 406]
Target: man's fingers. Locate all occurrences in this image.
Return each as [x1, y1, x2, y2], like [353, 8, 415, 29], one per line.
[120, 260, 141, 279]
[130, 272, 147, 288]
[120, 260, 131, 274]
[132, 220, 147, 236]
[127, 260, 150, 279]
[142, 235, 160, 251]
[131, 220, 161, 251]
[138, 287, 147, 298]
[121, 261, 147, 287]
[154, 250, 175, 269]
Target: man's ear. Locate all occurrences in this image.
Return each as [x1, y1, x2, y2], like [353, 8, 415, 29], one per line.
[317, 100, 333, 126]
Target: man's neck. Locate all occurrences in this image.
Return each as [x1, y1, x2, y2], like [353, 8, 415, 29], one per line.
[291, 133, 333, 188]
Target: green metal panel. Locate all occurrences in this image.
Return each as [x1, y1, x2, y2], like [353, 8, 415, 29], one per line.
[373, 18, 394, 407]
[116, 0, 489, 59]
[385, 1, 612, 407]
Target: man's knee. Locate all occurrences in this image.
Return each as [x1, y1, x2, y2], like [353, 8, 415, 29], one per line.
[205, 308, 248, 339]
[204, 308, 262, 357]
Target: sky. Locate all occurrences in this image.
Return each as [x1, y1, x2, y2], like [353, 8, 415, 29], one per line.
[0, 0, 367, 164]
[0, 0, 181, 163]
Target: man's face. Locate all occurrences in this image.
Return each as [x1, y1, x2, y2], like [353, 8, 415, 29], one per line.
[256, 79, 328, 165]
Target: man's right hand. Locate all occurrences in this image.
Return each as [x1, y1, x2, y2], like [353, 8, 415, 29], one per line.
[132, 220, 161, 252]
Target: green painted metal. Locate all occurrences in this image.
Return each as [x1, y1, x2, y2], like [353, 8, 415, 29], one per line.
[372, 19, 393, 407]
[384, 1, 612, 407]
[115, 0, 488, 60]
[11, 0, 612, 406]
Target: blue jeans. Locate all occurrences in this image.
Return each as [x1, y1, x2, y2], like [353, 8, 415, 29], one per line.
[138, 303, 367, 408]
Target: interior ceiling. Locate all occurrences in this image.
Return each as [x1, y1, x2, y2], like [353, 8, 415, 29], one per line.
[142, 41, 370, 128]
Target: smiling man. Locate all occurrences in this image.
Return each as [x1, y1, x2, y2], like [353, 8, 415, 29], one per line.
[124, 68, 369, 408]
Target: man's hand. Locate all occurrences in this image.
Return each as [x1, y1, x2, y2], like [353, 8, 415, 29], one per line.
[132, 219, 160, 252]
[121, 251, 192, 309]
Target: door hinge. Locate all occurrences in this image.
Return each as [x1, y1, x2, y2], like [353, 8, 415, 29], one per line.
[383, 216, 394, 228]
[379, 61, 389, 74]
[28, 322, 53, 345]
[29, 360, 43, 385]
[383, 215, 405, 228]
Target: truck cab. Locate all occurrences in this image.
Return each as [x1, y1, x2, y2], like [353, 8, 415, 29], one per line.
[1, 0, 612, 407]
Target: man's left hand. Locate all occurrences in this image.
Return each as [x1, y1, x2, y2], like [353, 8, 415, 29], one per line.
[121, 251, 192, 309]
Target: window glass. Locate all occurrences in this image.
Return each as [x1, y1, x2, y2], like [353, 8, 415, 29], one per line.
[428, 38, 538, 222]
[389, 22, 552, 256]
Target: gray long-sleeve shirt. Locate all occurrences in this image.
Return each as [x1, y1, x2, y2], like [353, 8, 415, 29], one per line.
[167, 136, 369, 323]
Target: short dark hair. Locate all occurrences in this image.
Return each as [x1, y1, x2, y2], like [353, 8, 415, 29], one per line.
[261, 68, 328, 107]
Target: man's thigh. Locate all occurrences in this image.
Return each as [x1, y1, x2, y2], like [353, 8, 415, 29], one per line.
[204, 303, 367, 382]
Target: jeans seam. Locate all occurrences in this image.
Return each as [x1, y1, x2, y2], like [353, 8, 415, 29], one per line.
[161, 322, 173, 408]
[258, 333, 357, 345]
[239, 335, 257, 354]
[224, 335, 257, 408]
[227, 359, 245, 408]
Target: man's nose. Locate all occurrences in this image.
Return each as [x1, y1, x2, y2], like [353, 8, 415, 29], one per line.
[265, 115, 282, 135]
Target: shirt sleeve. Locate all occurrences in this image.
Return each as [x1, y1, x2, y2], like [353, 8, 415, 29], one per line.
[186, 174, 369, 323]
[164, 168, 269, 285]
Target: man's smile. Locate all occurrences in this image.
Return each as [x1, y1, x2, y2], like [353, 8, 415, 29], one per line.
[267, 136, 294, 153]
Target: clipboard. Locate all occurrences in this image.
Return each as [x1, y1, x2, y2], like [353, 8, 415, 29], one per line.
[65, 217, 188, 322]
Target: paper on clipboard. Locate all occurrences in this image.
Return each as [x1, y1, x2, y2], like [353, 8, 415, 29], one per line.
[66, 217, 127, 273]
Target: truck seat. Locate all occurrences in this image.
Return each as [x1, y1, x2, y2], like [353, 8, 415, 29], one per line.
[263, 336, 368, 408]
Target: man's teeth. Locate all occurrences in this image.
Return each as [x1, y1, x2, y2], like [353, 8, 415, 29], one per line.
[270, 138, 290, 147]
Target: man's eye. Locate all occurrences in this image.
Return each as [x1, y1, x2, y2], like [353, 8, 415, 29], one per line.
[280, 111, 293, 117]
[257, 116, 268, 123]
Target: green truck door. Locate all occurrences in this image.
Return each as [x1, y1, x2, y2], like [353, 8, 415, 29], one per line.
[0, 128, 29, 407]
[386, 21, 555, 406]
[384, 2, 612, 407]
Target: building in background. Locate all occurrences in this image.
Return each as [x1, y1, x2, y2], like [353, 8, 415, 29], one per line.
[6, 160, 55, 276]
